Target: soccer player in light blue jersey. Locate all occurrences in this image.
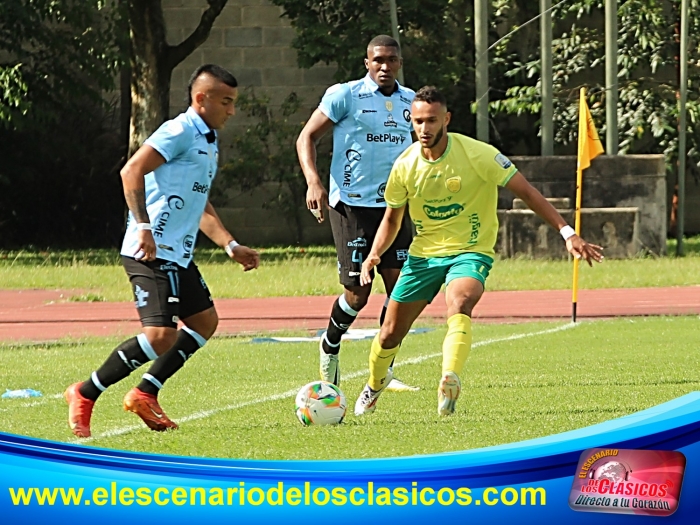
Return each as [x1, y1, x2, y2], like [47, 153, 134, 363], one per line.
[297, 35, 416, 390]
[65, 65, 259, 438]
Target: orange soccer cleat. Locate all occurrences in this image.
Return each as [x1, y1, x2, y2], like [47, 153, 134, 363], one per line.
[65, 382, 95, 438]
[123, 388, 178, 432]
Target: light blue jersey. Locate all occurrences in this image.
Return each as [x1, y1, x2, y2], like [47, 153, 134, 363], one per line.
[319, 74, 414, 208]
[120, 107, 218, 268]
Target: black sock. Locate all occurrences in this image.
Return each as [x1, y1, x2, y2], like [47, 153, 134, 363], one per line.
[323, 296, 358, 354]
[379, 298, 396, 369]
[137, 329, 204, 396]
[79, 336, 154, 401]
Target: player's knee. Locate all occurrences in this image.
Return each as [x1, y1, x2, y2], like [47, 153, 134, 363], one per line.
[201, 310, 218, 339]
[344, 292, 369, 312]
[145, 328, 178, 355]
[448, 295, 476, 317]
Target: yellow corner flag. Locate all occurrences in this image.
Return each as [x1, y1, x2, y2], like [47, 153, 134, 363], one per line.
[577, 88, 604, 171]
[572, 88, 604, 322]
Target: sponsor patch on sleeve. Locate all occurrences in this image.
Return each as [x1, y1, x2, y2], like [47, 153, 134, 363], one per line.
[494, 152, 512, 169]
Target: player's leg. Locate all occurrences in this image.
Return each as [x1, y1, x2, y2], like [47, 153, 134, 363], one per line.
[65, 257, 177, 437]
[355, 255, 444, 415]
[354, 299, 427, 415]
[320, 203, 372, 385]
[125, 262, 216, 431]
[438, 253, 493, 416]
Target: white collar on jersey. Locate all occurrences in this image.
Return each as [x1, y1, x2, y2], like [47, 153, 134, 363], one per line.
[186, 107, 216, 143]
[362, 73, 403, 95]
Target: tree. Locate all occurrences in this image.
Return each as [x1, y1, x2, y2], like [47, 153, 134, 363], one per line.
[488, 0, 700, 178]
[126, 0, 230, 154]
[0, 0, 121, 128]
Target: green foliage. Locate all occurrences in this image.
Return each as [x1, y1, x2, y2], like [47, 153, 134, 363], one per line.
[0, 0, 124, 128]
[218, 89, 330, 243]
[488, 0, 700, 179]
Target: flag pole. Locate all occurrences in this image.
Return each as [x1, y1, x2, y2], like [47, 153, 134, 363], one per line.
[572, 88, 586, 323]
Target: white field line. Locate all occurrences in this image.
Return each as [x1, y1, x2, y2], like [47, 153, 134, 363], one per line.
[0, 393, 63, 412]
[75, 322, 579, 443]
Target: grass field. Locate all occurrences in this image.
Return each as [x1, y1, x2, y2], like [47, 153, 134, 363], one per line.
[1, 317, 698, 459]
[0, 238, 699, 301]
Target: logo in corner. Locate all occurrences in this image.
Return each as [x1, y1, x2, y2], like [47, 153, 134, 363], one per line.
[569, 448, 686, 517]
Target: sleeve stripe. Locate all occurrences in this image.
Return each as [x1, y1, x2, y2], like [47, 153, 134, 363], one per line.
[501, 166, 518, 186]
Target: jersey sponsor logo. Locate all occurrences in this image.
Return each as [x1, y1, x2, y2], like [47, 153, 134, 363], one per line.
[183, 235, 195, 259]
[134, 285, 149, 308]
[377, 183, 386, 198]
[366, 133, 407, 144]
[361, 109, 377, 113]
[348, 193, 362, 199]
[197, 149, 208, 155]
[346, 149, 362, 162]
[446, 176, 462, 193]
[395, 249, 409, 261]
[153, 212, 170, 238]
[347, 237, 367, 247]
[423, 203, 464, 221]
[158, 244, 174, 251]
[468, 213, 481, 245]
[425, 196, 453, 203]
[159, 263, 178, 271]
[348, 271, 361, 277]
[494, 153, 513, 169]
[168, 297, 179, 303]
[167, 195, 185, 210]
[375, 198, 385, 203]
[192, 181, 210, 194]
[384, 114, 398, 127]
[403, 109, 411, 122]
[400, 95, 413, 105]
[358, 92, 373, 99]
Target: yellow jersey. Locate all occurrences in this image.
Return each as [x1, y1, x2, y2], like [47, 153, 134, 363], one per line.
[384, 133, 518, 258]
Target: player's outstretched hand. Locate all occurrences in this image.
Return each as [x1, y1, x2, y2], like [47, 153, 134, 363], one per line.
[230, 245, 260, 271]
[360, 253, 382, 286]
[566, 235, 604, 266]
[306, 182, 329, 223]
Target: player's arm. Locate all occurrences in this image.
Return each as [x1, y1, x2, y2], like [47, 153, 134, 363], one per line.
[120, 145, 167, 261]
[296, 109, 335, 222]
[199, 200, 259, 271]
[360, 205, 407, 286]
[505, 171, 604, 266]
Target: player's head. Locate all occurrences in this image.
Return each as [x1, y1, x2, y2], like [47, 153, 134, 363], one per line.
[188, 64, 238, 130]
[411, 86, 451, 149]
[365, 35, 402, 91]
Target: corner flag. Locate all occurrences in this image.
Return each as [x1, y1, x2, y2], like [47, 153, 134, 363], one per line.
[572, 88, 604, 322]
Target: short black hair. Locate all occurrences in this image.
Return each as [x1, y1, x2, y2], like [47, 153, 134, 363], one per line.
[413, 86, 447, 107]
[187, 64, 238, 105]
[367, 35, 400, 53]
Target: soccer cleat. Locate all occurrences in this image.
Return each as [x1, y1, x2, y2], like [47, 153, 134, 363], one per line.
[385, 368, 420, 392]
[437, 371, 461, 416]
[354, 368, 393, 416]
[319, 334, 340, 386]
[123, 388, 178, 432]
[65, 382, 95, 438]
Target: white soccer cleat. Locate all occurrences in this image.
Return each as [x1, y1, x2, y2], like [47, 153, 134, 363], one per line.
[319, 334, 340, 386]
[437, 371, 461, 416]
[354, 368, 393, 416]
[386, 368, 420, 392]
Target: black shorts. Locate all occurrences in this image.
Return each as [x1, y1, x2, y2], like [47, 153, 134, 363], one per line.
[122, 256, 214, 328]
[329, 202, 413, 287]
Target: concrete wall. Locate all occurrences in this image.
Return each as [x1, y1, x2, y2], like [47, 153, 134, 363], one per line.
[503, 155, 667, 255]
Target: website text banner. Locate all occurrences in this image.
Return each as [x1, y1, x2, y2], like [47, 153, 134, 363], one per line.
[2, 392, 700, 523]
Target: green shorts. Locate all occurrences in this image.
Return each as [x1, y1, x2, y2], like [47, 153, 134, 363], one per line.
[390, 252, 494, 304]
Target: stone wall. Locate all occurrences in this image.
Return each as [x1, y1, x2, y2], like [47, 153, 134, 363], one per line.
[503, 155, 667, 255]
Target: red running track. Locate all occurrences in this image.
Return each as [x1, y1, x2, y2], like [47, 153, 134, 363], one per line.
[0, 286, 698, 343]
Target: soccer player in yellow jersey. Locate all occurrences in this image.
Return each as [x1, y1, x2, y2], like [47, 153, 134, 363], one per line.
[354, 86, 603, 416]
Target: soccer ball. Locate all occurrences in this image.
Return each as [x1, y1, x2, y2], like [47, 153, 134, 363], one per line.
[294, 381, 347, 426]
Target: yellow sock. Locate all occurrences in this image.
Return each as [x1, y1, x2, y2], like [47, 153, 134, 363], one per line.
[368, 334, 398, 391]
[442, 314, 472, 376]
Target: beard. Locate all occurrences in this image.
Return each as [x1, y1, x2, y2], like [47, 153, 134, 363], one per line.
[427, 126, 445, 148]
